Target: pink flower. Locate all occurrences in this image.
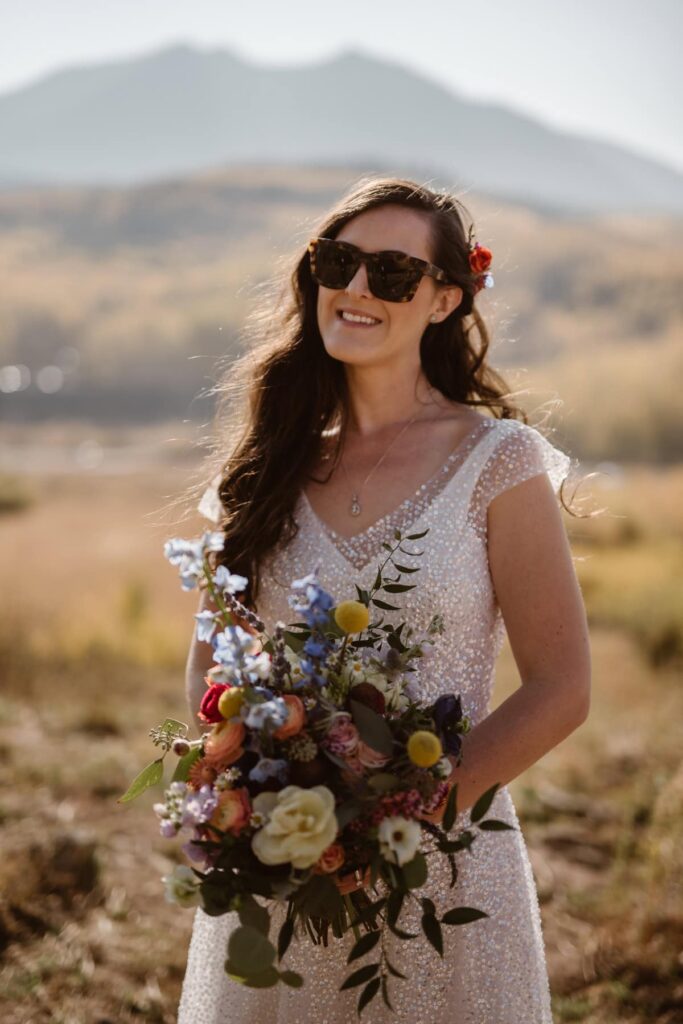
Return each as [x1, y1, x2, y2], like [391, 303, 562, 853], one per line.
[357, 739, 390, 770]
[324, 713, 360, 757]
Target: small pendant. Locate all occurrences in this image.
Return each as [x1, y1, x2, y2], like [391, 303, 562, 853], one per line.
[349, 495, 362, 517]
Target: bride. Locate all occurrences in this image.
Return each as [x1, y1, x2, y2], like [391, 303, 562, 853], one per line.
[176, 177, 591, 1022]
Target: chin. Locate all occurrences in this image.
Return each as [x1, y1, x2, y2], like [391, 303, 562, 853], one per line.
[321, 334, 383, 366]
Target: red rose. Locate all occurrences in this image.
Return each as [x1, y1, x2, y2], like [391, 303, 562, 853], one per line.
[469, 243, 492, 275]
[199, 683, 229, 724]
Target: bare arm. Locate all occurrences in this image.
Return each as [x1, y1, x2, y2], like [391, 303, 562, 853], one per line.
[424, 471, 591, 820]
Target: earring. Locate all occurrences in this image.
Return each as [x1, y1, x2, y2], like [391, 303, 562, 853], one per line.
[429, 314, 438, 323]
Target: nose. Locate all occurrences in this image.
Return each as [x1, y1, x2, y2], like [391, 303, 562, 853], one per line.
[344, 258, 372, 297]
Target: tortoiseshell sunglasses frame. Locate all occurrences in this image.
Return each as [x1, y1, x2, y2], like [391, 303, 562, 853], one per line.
[308, 236, 453, 303]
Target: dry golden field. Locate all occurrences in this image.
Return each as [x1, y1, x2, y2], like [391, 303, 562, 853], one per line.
[0, 424, 681, 1023]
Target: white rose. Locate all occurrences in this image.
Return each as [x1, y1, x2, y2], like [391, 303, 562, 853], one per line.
[251, 785, 338, 869]
[378, 815, 421, 867]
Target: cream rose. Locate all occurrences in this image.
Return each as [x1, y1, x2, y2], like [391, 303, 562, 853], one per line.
[250, 785, 338, 869]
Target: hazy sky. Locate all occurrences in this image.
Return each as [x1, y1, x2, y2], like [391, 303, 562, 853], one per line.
[1, 0, 681, 172]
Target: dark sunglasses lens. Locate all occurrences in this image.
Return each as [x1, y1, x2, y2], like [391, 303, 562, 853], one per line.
[311, 239, 356, 288]
[369, 258, 421, 300]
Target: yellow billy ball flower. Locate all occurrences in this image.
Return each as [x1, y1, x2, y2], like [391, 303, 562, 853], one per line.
[217, 686, 245, 720]
[334, 600, 370, 635]
[407, 730, 443, 768]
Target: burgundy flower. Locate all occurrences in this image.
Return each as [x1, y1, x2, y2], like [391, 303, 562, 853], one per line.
[199, 683, 229, 724]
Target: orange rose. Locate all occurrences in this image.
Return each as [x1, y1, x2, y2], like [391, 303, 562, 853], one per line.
[204, 719, 245, 769]
[469, 243, 492, 274]
[313, 842, 345, 874]
[272, 694, 306, 740]
[208, 787, 252, 836]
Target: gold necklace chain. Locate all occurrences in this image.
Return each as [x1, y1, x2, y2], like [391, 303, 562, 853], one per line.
[338, 411, 422, 517]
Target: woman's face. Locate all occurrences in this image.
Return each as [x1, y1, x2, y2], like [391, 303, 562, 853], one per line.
[315, 204, 462, 370]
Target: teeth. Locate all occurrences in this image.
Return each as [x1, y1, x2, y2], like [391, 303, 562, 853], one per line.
[341, 311, 380, 324]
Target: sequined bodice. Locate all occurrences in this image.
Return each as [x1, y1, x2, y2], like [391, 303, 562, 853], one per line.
[255, 415, 572, 730]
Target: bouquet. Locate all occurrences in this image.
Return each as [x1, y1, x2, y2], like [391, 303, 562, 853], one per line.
[119, 525, 515, 1016]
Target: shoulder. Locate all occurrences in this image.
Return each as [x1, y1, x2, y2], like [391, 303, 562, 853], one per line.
[466, 417, 574, 539]
[479, 417, 573, 495]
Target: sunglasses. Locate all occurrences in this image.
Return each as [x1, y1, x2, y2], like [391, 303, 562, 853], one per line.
[307, 236, 453, 303]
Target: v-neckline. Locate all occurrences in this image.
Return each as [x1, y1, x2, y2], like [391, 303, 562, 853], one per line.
[299, 415, 496, 570]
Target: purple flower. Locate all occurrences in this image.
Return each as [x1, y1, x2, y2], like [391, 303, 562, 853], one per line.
[181, 784, 219, 827]
[433, 693, 464, 756]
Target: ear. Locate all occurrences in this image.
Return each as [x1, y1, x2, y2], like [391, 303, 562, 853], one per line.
[436, 285, 463, 318]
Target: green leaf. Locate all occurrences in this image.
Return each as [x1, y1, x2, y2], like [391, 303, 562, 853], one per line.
[237, 894, 270, 935]
[381, 974, 394, 1011]
[371, 598, 401, 611]
[241, 966, 280, 988]
[227, 925, 276, 976]
[381, 542, 393, 552]
[387, 920, 418, 939]
[478, 818, 516, 831]
[420, 897, 436, 917]
[402, 852, 428, 890]
[421, 913, 443, 956]
[349, 699, 394, 756]
[386, 890, 404, 927]
[160, 717, 188, 737]
[442, 782, 459, 832]
[279, 969, 304, 988]
[171, 744, 203, 783]
[392, 563, 419, 573]
[441, 906, 489, 926]
[372, 570, 383, 590]
[382, 583, 415, 593]
[367, 773, 399, 793]
[470, 783, 500, 822]
[300, 873, 343, 919]
[406, 529, 429, 540]
[335, 799, 364, 829]
[358, 977, 381, 1014]
[347, 929, 381, 963]
[277, 917, 294, 960]
[385, 956, 406, 979]
[117, 757, 164, 803]
[340, 962, 379, 990]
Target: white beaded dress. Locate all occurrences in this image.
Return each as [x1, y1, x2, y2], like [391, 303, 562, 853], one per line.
[177, 414, 573, 1024]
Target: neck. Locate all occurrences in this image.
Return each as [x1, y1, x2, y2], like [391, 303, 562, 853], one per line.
[343, 363, 439, 437]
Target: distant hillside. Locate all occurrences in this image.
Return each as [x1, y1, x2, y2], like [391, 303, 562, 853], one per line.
[0, 165, 681, 462]
[0, 43, 682, 215]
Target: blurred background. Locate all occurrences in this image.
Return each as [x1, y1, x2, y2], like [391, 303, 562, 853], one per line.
[0, 2, 681, 1021]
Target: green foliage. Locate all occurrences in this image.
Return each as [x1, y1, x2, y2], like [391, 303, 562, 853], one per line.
[116, 757, 163, 803]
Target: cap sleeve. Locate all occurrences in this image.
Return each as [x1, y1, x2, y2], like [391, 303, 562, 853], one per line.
[466, 420, 573, 541]
[197, 473, 223, 524]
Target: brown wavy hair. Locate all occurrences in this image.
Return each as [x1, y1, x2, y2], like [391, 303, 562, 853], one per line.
[190, 175, 585, 607]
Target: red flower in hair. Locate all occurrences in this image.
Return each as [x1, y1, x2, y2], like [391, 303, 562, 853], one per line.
[469, 243, 493, 275]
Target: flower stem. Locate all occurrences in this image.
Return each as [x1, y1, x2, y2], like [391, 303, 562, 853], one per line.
[343, 893, 362, 942]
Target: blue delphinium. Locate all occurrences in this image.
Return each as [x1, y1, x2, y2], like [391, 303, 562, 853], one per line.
[288, 569, 336, 687]
[213, 565, 249, 596]
[242, 696, 288, 732]
[163, 531, 225, 591]
[194, 609, 222, 643]
[249, 757, 289, 784]
[211, 624, 259, 683]
[289, 569, 334, 629]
